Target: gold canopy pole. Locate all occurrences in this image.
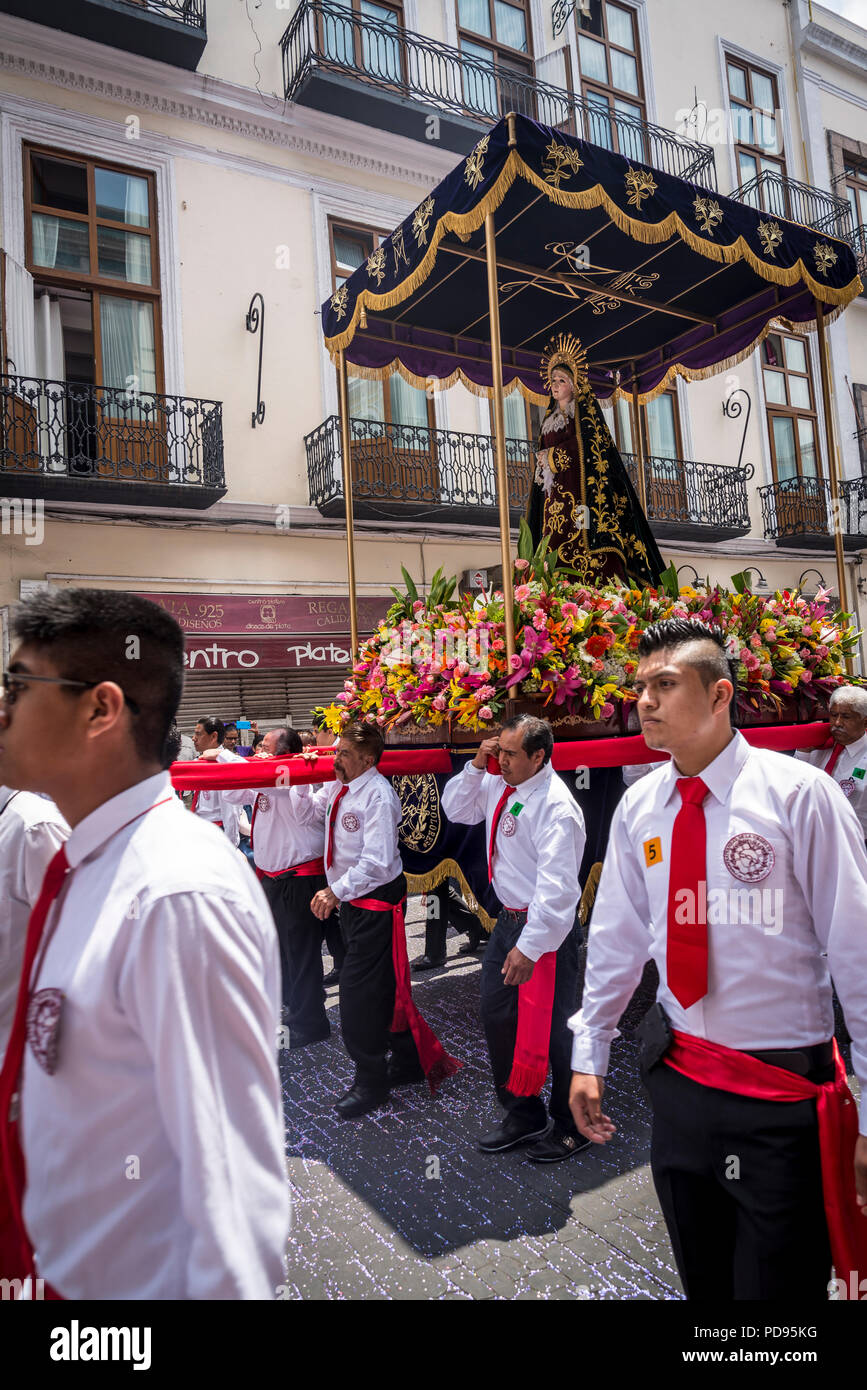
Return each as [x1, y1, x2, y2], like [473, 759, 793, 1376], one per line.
[336, 347, 359, 660]
[814, 299, 852, 675]
[485, 209, 516, 668]
[629, 361, 648, 514]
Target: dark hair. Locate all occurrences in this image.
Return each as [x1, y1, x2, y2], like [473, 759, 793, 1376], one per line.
[269, 727, 302, 756]
[196, 715, 225, 744]
[162, 720, 183, 768]
[223, 723, 238, 736]
[13, 587, 184, 763]
[501, 713, 554, 765]
[637, 619, 736, 724]
[339, 721, 384, 765]
[298, 728, 317, 747]
[252, 731, 265, 749]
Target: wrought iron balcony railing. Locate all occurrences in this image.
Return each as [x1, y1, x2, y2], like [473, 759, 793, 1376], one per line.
[305, 415, 750, 537]
[282, 0, 716, 183]
[0, 375, 225, 508]
[848, 223, 867, 290]
[0, 0, 207, 68]
[759, 475, 867, 544]
[736, 170, 852, 239]
[622, 451, 753, 539]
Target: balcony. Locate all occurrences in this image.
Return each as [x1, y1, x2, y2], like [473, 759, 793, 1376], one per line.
[759, 476, 867, 547]
[306, 415, 750, 538]
[736, 170, 851, 239]
[306, 415, 533, 526]
[0, 376, 225, 508]
[622, 453, 753, 542]
[0, 0, 208, 70]
[282, 0, 715, 182]
[848, 224, 867, 292]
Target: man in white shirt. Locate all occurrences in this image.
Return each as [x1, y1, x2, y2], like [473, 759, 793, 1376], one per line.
[310, 723, 455, 1119]
[0, 587, 289, 1299]
[442, 715, 588, 1162]
[191, 715, 243, 845]
[795, 684, 867, 838]
[0, 787, 69, 1065]
[222, 726, 330, 1047]
[569, 618, 867, 1300]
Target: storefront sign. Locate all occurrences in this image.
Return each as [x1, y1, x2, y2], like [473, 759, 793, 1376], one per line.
[183, 635, 351, 670]
[139, 592, 387, 635]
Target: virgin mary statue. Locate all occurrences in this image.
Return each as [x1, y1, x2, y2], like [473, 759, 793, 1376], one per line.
[525, 334, 665, 587]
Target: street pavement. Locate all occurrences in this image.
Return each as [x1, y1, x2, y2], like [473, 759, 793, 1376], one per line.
[279, 899, 684, 1301]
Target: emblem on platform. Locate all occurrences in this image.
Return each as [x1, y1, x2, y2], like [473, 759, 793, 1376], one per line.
[758, 220, 783, 259]
[412, 197, 435, 247]
[342, 812, 360, 832]
[839, 777, 856, 798]
[465, 133, 490, 190]
[256, 793, 271, 813]
[624, 167, 657, 211]
[693, 195, 723, 236]
[395, 773, 441, 853]
[26, 988, 64, 1075]
[500, 812, 518, 837]
[723, 833, 775, 883]
[813, 242, 837, 277]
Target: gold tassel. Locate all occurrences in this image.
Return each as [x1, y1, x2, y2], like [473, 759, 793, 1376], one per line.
[579, 861, 603, 927]
[404, 858, 496, 933]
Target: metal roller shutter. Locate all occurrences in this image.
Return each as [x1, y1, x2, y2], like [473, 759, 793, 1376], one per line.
[176, 667, 346, 734]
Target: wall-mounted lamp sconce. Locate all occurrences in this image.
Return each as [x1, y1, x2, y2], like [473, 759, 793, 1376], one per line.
[741, 566, 768, 592]
[722, 387, 753, 474]
[676, 564, 701, 585]
[797, 569, 828, 597]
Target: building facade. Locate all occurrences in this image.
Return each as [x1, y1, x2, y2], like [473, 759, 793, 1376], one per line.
[0, 0, 865, 727]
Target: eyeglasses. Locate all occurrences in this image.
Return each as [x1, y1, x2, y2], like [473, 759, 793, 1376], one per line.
[0, 670, 141, 715]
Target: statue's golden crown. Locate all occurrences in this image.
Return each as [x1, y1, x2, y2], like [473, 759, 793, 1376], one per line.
[540, 333, 589, 395]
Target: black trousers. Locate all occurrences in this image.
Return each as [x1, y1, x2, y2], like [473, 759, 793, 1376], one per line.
[338, 873, 420, 1088]
[480, 907, 582, 1132]
[645, 1061, 831, 1300]
[323, 911, 346, 971]
[260, 870, 329, 1037]
[424, 879, 484, 958]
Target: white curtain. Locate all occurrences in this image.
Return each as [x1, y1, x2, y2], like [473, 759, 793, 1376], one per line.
[31, 214, 60, 271]
[100, 296, 156, 397]
[34, 293, 64, 382]
[124, 178, 150, 284]
[3, 254, 37, 377]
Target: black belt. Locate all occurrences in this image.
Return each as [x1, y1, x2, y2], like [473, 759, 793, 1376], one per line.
[745, 1039, 834, 1082]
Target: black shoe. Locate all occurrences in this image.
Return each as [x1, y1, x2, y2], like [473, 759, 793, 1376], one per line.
[457, 936, 485, 955]
[477, 1115, 550, 1153]
[387, 1058, 426, 1087]
[322, 969, 341, 987]
[525, 1128, 591, 1163]
[412, 954, 446, 972]
[334, 1083, 390, 1119]
[289, 1024, 331, 1049]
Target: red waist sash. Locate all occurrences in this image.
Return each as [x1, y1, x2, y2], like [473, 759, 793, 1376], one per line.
[666, 1029, 867, 1288]
[350, 895, 462, 1094]
[255, 856, 325, 881]
[497, 906, 559, 1099]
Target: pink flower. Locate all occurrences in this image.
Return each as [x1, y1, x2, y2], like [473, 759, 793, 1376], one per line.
[492, 638, 505, 651]
[509, 653, 523, 670]
[514, 558, 529, 571]
[532, 610, 547, 631]
[514, 584, 531, 601]
[412, 600, 425, 612]
[478, 706, 493, 720]
[477, 684, 495, 701]
[750, 632, 762, 648]
[601, 702, 615, 719]
[800, 670, 812, 683]
[816, 644, 829, 659]
[432, 695, 447, 711]
[561, 602, 578, 617]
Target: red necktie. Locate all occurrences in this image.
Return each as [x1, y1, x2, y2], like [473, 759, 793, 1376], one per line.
[190, 791, 200, 815]
[326, 785, 348, 869]
[824, 741, 844, 778]
[488, 784, 517, 882]
[667, 776, 710, 1009]
[250, 793, 263, 853]
[0, 845, 70, 1283]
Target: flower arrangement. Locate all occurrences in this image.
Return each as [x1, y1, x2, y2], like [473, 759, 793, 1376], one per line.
[320, 525, 860, 736]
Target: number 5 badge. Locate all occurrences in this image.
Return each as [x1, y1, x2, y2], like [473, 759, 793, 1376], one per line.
[643, 836, 663, 867]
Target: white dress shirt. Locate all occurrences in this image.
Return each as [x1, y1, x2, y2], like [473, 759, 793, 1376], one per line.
[441, 761, 586, 960]
[221, 783, 325, 874]
[796, 732, 867, 837]
[194, 746, 244, 845]
[0, 787, 69, 1064]
[569, 732, 867, 1132]
[20, 772, 289, 1299]
[312, 766, 402, 901]
[622, 760, 667, 787]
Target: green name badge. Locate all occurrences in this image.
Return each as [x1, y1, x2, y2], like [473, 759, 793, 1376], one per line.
[854, 768, 865, 780]
[510, 801, 524, 816]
